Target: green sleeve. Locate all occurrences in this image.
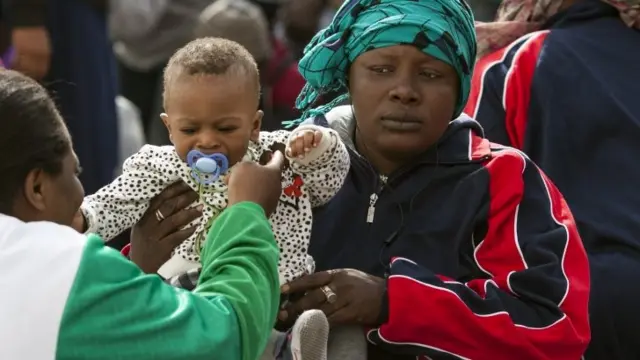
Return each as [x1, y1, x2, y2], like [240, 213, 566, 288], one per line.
[196, 202, 281, 360]
[56, 202, 280, 360]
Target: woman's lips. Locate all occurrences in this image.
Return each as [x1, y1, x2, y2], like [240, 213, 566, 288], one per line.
[380, 115, 423, 132]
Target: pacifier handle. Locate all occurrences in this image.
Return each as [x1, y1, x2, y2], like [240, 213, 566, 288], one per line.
[209, 153, 229, 173]
[187, 150, 203, 168]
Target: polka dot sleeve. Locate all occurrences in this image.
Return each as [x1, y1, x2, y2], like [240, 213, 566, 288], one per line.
[286, 125, 350, 208]
[81, 145, 180, 241]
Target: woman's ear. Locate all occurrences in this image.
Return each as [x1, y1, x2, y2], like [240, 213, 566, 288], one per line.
[22, 168, 48, 212]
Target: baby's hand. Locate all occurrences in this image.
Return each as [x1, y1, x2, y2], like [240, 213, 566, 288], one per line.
[286, 129, 323, 159]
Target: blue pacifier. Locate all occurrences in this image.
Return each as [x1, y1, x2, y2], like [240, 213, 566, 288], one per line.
[187, 150, 229, 185]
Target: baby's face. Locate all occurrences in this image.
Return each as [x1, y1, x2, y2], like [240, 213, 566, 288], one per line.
[162, 72, 262, 167]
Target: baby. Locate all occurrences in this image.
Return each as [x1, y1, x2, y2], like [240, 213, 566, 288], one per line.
[77, 38, 364, 360]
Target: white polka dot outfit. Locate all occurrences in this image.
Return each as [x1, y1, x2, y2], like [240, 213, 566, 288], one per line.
[81, 125, 349, 283]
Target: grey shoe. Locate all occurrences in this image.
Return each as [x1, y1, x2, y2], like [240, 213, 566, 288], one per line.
[291, 310, 329, 360]
[275, 310, 329, 360]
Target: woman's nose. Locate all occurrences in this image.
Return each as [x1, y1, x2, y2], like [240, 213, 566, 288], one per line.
[389, 77, 420, 105]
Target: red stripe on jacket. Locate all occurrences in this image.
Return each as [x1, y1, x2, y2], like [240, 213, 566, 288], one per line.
[465, 31, 549, 150]
[367, 145, 590, 359]
[502, 32, 549, 149]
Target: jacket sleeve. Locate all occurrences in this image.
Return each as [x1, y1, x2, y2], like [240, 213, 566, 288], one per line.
[464, 31, 550, 150]
[56, 202, 280, 360]
[367, 149, 590, 360]
[287, 124, 350, 207]
[3, 0, 47, 27]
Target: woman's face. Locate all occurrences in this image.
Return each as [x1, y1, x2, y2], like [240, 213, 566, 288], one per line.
[349, 45, 459, 161]
[46, 151, 85, 226]
[18, 149, 85, 227]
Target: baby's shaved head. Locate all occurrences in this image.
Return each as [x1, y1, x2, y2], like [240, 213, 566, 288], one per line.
[163, 37, 261, 109]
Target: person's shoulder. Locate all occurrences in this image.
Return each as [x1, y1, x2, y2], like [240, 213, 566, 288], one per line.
[0, 216, 88, 287]
[484, 143, 534, 174]
[299, 105, 354, 145]
[476, 30, 550, 77]
[323, 105, 353, 127]
[0, 216, 88, 256]
[0, 217, 90, 360]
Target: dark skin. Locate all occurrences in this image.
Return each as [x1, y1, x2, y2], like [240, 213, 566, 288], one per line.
[130, 150, 288, 274]
[351, 45, 459, 175]
[279, 45, 460, 327]
[129, 181, 202, 274]
[12, 145, 84, 226]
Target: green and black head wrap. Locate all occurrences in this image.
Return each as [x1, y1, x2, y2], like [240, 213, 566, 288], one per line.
[284, 0, 477, 128]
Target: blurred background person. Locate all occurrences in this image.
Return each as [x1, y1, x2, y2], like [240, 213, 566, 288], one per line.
[194, 0, 285, 130]
[1, 0, 119, 196]
[109, 0, 212, 145]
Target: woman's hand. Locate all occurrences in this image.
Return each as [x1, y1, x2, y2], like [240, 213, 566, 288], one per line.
[227, 150, 285, 216]
[129, 181, 201, 273]
[279, 269, 386, 327]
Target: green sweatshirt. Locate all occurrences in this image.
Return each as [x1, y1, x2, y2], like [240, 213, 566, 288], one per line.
[0, 202, 279, 360]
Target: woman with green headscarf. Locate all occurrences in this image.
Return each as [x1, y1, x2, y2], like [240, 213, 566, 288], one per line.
[273, 0, 591, 359]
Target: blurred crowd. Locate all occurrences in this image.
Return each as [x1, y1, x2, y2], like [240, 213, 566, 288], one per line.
[0, 0, 500, 197]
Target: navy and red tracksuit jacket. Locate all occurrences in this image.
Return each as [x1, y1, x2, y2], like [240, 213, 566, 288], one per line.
[308, 106, 590, 360]
[465, 0, 640, 256]
[465, 2, 640, 358]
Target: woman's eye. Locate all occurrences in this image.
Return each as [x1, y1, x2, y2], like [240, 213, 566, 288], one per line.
[370, 66, 392, 74]
[421, 71, 441, 79]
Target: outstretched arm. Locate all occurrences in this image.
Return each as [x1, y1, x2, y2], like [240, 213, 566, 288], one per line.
[56, 202, 280, 360]
[80, 145, 177, 241]
[286, 124, 350, 207]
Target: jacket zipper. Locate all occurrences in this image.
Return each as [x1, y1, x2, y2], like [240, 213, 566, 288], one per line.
[366, 175, 387, 224]
[366, 192, 378, 223]
[365, 154, 491, 224]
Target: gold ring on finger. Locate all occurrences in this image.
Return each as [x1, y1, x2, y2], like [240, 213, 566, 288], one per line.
[321, 285, 337, 304]
[155, 209, 166, 222]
